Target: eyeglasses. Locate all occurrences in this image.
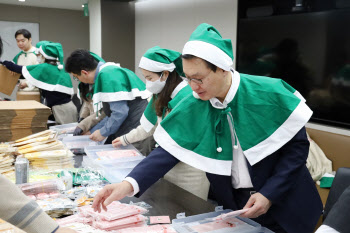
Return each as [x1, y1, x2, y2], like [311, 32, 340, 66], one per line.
[183, 70, 212, 85]
[72, 75, 79, 82]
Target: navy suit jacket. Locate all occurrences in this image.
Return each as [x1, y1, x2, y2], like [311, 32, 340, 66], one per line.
[127, 127, 323, 233]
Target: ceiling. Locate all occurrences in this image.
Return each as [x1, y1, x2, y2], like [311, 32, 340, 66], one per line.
[0, 0, 86, 11]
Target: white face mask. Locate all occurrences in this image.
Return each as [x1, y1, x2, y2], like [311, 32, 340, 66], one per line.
[146, 73, 166, 94]
[37, 55, 44, 64]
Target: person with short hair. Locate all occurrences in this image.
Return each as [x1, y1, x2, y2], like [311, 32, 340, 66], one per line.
[13, 29, 37, 66]
[92, 23, 323, 233]
[73, 52, 107, 136]
[2, 41, 78, 124]
[65, 49, 151, 145]
[0, 36, 76, 233]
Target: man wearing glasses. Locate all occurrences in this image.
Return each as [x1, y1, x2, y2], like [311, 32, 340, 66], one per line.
[92, 23, 322, 233]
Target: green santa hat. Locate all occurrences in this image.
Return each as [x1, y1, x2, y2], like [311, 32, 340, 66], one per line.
[89, 51, 105, 63]
[34, 40, 52, 55]
[39, 42, 64, 70]
[36, 40, 52, 49]
[139, 46, 184, 77]
[182, 23, 234, 71]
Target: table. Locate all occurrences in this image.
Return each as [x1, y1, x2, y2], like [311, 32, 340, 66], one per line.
[122, 179, 216, 220]
[74, 154, 216, 220]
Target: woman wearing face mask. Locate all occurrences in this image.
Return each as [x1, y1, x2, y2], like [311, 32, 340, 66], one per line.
[112, 46, 210, 200]
[2, 41, 78, 124]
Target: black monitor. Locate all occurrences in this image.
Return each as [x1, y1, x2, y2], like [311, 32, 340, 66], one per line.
[237, 1, 350, 129]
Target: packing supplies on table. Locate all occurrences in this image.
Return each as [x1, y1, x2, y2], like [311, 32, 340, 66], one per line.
[50, 123, 78, 135]
[17, 178, 65, 196]
[172, 208, 273, 233]
[36, 197, 77, 218]
[117, 224, 176, 233]
[62, 136, 105, 154]
[84, 144, 144, 183]
[93, 215, 147, 230]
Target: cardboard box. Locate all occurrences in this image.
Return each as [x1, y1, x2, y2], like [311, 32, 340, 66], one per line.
[16, 91, 41, 102]
[0, 101, 51, 142]
[0, 65, 21, 96]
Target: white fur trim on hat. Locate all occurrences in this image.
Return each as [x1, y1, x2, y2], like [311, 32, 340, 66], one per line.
[139, 56, 176, 72]
[183, 40, 233, 71]
[39, 46, 58, 60]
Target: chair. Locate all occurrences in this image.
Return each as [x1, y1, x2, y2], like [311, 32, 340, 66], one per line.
[323, 167, 350, 221]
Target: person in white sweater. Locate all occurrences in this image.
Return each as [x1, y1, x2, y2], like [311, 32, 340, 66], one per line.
[112, 46, 210, 200]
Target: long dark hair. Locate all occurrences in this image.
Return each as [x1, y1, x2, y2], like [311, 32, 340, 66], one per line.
[154, 71, 183, 117]
[44, 58, 59, 66]
[78, 82, 92, 102]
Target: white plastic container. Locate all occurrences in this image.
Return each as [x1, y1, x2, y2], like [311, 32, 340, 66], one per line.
[84, 144, 144, 168]
[62, 136, 104, 154]
[101, 166, 135, 183]
[50, 123, 78, 134]
[172, 208, 270, 233]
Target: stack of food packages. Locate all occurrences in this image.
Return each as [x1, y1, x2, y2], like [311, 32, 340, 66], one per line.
[13, 169, 105, 219]
[11, 130, 74, 170]
[55, 202, 177, 232]
[0, 143, 17, 175]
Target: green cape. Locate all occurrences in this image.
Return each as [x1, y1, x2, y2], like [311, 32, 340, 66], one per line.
[154, 71, 312, 175]
[22, 63, 74, 95]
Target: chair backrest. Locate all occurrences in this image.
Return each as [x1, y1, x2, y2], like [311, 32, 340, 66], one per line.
[323, 167, 350, 220]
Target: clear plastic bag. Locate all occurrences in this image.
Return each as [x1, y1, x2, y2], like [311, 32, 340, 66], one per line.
[117, 224, 176, 233]
[96, 203, 148, 221]
[93, 214, 146, 229]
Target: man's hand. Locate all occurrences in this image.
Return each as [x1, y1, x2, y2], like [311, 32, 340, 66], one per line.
[73, 127, 83, 136]
[19, 81, 28, 89]
[83, 131, 91, 135]
[240, 192, 272, 219]
[112, 137, 123, 148]
[89, 130, 106, 142]
[92, 181, 134, 213]
[55, 227, 78, 233]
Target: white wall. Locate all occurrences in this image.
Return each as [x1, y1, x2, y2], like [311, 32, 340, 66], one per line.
[135, 0, 238, 79]
[89, 0, 102, 56]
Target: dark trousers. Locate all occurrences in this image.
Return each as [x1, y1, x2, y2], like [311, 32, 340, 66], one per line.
[232, 188, 288, 233]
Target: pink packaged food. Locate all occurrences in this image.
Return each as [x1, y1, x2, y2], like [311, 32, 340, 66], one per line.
[77, 216, 93, 224]
[27, 195, 36, 200]
[93, 214, 146, 229]
[49, 192, 61, 198]
[56, 215, 80, 226]
[96, 149, 140, 160]
[95, 221, 146, 231]
[96, 203, 148, 221]
[190, 217, 249, 233]
[78, 205, 93, 217]
[117, 224, 176, 233]
[149, 216, 171, 224]
[213, 208, 249, 220]
[36, 193, 49, 200]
